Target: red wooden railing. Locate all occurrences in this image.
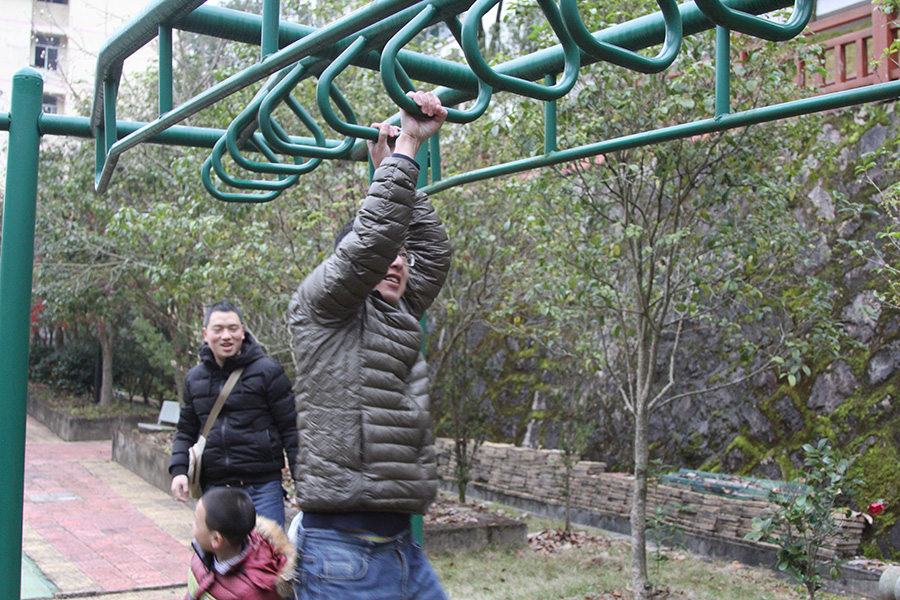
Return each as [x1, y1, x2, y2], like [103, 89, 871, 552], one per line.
[802, 3, 900, 92]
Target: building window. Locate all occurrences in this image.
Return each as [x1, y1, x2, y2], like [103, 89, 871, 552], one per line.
[34, 34, 61, 71]
[42, 94, 59, 114]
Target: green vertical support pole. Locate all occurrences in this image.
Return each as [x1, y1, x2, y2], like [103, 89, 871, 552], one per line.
[0, 66, 43, 600]
[159, 26, 173, 115]
[411, 134, 436, 545]
[429, 133, 441, 183]
[715, 25, 731, 117]
[104, 79, 118, 154]
[261, 0, 279, 59]
[545, 74, 557, 153]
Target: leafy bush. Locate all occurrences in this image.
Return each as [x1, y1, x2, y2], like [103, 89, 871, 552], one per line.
[29, 339, 97, 395]
[113, 321, 176, 402]
[745, 439, 864, 600]
[29, 316, 177, 404]
[27, 382, 157, 418]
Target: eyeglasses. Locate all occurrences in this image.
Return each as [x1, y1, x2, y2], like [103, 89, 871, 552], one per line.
[398, 251, 415, 268]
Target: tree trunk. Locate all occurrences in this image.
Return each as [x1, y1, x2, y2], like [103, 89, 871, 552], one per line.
[97, 321, 115, 407]
[631, 402, 651, 599]
[564, 462, 573, 532]
[454, 438, 470, 503]
[53, 326, 65, 351]
[167, 324, 189, 404]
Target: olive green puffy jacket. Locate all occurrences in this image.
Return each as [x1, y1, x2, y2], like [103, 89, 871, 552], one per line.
[287, 156, 451, 514]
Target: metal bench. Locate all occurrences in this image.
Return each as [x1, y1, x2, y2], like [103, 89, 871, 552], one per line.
[137, 400, 180, 432]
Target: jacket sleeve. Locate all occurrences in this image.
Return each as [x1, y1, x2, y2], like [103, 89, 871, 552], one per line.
[289, 156, 420, 325]
[402, 190, 451, 320]
[266, 360, 299, 469]
[169, 377, 201, 478]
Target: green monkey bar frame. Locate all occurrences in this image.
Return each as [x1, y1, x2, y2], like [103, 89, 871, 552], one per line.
[3, 0, 900, 595]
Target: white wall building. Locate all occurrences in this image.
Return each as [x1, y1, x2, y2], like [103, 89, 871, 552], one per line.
[0, 0, 156, 116]
[0, 0, 159, 195]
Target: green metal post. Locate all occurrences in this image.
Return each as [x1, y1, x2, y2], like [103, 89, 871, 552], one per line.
[261, 0, 279, 59]
[0, 67, 43, 600]
[429, 134, 441, 183]
[159, 26, 173, 114]
[715, 25, 731, 116]
[545, 74, 557, 154]
[104, 78, 118, 154]
[411, 137, 435, 545]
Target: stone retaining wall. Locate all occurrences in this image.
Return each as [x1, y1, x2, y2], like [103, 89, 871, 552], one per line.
[27, 394, 151, 442]
[110, 428, 527, 553]
[435, 438, 865, 558]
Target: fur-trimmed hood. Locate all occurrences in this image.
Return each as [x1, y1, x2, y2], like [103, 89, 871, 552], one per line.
[254, 516, 295, 598]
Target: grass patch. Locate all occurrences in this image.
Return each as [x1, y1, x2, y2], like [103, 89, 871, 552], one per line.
[28, 382, 158, 419]
[429, 504, 851, 600]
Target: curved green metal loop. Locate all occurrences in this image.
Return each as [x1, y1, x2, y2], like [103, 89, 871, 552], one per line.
[225, 84, 323, 176]
[211, 135, 299, 191]
[318, 36, 378, 139]
[201, 155, 283, 203]
[693, 0, 813, 41]
[208, 71, 325, 176]
[258, 60, 356, 158]
[560, 0, 682, 74]
[258, 63, 330, 156]
[381, 6, 493, 123]
[462, 0, 579, 102]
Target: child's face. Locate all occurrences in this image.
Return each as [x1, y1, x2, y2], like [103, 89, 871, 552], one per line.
[192, 499, 215, 553]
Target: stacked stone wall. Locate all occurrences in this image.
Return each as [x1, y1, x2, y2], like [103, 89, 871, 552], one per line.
[435, 438, 864, 557]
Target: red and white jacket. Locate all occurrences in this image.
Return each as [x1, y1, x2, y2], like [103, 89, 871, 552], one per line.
[186, 517, 294, 600]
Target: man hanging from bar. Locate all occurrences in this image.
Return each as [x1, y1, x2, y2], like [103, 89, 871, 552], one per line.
[287, 90, 451, 600]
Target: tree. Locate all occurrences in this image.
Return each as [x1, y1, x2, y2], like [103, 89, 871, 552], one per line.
[33, 140, 158, 405]
[492, 6, 846, 595]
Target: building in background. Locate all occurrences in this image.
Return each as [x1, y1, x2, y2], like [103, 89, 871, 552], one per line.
[0, 0, 155, 116]
[808, 0, 899, 92]
[0, 0, 158, 194]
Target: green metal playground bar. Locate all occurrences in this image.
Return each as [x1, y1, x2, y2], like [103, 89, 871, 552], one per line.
[4, 0, 900, 596]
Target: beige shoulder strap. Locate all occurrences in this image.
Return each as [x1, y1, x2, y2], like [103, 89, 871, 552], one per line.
[200, 367, 244, 438]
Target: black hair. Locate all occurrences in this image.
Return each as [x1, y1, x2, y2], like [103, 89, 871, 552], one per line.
[201, 487, 256, 547]
[334, 219, 354, 250]
[204, 301, 245, 327]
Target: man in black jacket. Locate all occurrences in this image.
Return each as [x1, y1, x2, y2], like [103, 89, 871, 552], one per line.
[170, 301, 298, 527]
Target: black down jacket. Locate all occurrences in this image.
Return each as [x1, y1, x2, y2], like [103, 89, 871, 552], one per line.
[169, 333, 299, 486]
[287, 156, 451, 515]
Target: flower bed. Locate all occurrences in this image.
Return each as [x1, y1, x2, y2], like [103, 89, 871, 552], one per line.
[27, 383, 157, 442]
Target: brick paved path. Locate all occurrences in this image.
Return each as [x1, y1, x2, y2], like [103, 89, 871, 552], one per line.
[22, 415, 191, 599]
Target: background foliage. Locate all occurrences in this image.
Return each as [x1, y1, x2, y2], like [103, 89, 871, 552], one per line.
[24, 0, 900, 562]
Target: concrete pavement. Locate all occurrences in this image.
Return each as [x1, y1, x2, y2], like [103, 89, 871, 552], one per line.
[21, 415, 192, 600]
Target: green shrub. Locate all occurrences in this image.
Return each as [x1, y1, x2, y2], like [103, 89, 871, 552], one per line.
[29, 340, 97, 395]
[745, 439, 863, 600]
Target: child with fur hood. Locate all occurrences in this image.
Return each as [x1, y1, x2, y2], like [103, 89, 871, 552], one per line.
[187, 487, 294, 600]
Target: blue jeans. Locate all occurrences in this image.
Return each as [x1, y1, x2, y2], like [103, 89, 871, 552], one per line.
[293, 528, 448, 600]
[205, 479, 285, 527]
